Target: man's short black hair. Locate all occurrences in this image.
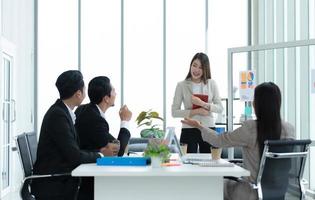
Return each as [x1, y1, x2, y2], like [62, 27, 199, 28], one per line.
[55, 70, 84, 100]
[88, 76, 111, 104]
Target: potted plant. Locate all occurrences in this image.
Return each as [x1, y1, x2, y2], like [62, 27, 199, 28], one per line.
[144, 139, 171, 167]
[136, 110, 165, 138]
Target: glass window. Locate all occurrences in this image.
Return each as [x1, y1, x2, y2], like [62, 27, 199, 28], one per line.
[38, 0, 248, 139]
[311, 0, 315, 39]
[166, 0, 206, 133]
[166, 0, 248, 134]
[37, 0, 78, 129]
[124, 0, 163, 136]
[81, 0, 121, 137]
[310, 0, 315, 191]
[208, 0, 248, 98]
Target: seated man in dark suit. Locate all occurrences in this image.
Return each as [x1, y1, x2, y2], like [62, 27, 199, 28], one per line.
[75, 76, 132, 200]
[32, 70, 119, 200]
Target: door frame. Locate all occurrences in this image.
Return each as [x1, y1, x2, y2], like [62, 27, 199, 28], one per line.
[0, 37, 16, 198]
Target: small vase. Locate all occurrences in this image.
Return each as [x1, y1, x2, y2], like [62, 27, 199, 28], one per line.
[151, 157, 162, 168]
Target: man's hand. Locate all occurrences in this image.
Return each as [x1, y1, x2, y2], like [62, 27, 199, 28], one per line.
[119, 105, 132, 121]
[100, 142, 120, 156]
[181, 118, 202, 129]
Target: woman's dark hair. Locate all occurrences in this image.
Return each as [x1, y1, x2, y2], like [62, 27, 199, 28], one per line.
[254, 82, 282, 156]
[185, 52, 211, 84]
[88, 76, 112, 104]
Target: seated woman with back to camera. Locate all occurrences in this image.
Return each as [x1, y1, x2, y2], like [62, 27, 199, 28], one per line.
[181, 82, 295, 200]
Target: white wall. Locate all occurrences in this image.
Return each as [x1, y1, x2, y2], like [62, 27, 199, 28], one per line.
[0, 0, 35, 197]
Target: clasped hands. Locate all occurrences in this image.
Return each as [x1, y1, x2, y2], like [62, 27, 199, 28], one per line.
[100, 141, 120, 156]
[191, 95, 210, 116]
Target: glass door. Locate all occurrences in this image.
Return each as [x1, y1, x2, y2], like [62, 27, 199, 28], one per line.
[1, 53, 14, 196]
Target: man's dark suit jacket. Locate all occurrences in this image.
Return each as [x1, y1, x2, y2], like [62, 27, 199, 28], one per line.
[75, 103, 131, 200]
[32, 99, 100, 200]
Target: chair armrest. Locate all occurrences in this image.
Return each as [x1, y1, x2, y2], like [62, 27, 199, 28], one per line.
[20, 173, 71, 200]
[23, 172, 71, 182]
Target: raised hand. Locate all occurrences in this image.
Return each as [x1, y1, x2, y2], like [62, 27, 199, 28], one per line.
[119, 105, 132, 121]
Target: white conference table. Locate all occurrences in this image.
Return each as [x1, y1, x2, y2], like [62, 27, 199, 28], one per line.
[72, 158, 250, 200]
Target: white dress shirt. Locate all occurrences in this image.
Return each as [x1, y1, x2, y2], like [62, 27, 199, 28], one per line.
[95, 104, 129, 130]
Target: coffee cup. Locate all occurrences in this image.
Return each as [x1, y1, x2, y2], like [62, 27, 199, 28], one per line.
[180, 143, 187, 155]
[211, 147, 222, 160]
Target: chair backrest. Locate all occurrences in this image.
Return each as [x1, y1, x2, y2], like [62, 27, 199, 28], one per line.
[256, 139, 311, 200]
[222, 147, 242, 159]
[16, 132, 37, 177]
[25, 132, 37, 165]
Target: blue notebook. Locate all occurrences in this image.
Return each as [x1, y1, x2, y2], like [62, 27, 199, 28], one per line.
[96, 157, 150, 166]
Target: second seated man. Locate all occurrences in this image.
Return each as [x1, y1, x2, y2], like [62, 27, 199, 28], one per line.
[75, 76, 132, 200]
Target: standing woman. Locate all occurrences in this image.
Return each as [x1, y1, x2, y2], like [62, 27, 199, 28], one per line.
[171, 52, 223, 153]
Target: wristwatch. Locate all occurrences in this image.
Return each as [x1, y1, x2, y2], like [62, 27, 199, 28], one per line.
[203, 103, 210, 111]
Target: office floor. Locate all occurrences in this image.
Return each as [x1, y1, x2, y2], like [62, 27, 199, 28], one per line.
[1, 191, 314, 200]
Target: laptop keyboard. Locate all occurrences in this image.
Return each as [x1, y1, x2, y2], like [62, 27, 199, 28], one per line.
[197, 160, 234, 167]
[183, 158, 212, 163]
[181, 153, 212, 164]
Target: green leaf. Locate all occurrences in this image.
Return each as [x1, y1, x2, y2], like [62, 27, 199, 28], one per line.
[137, 121, 152, 128]
[150, 111, 159, 118]
[136, 109, 164, 129]
[136, 111, 147, 124]
[143, 139, 171, 162]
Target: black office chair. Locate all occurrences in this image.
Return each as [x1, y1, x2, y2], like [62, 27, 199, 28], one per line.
[25, 132, 37, 165]
[15, 132, 71, 200]
[257, 139, 311, 200]
[227, 139, 311, 200]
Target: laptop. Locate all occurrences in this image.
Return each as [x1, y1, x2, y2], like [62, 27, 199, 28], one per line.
[165, 127, 184, 157]
[165, 127, 212, 163]
[165, 127, 234, 167]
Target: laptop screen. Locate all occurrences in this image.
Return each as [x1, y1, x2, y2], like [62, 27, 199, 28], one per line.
[165, 127, 183, 157]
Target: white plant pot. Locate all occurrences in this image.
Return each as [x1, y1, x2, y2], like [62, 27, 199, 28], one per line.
[151, 157, 162, 168]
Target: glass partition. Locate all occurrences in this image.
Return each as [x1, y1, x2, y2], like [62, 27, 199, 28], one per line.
[310, 45, 315, 190]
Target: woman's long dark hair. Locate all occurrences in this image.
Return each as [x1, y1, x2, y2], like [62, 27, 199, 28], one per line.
[254, 82, 282, 156]
[185, 52, 211, 84]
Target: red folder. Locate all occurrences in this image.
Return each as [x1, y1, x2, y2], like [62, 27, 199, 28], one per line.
[192, 94, 208, 109]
